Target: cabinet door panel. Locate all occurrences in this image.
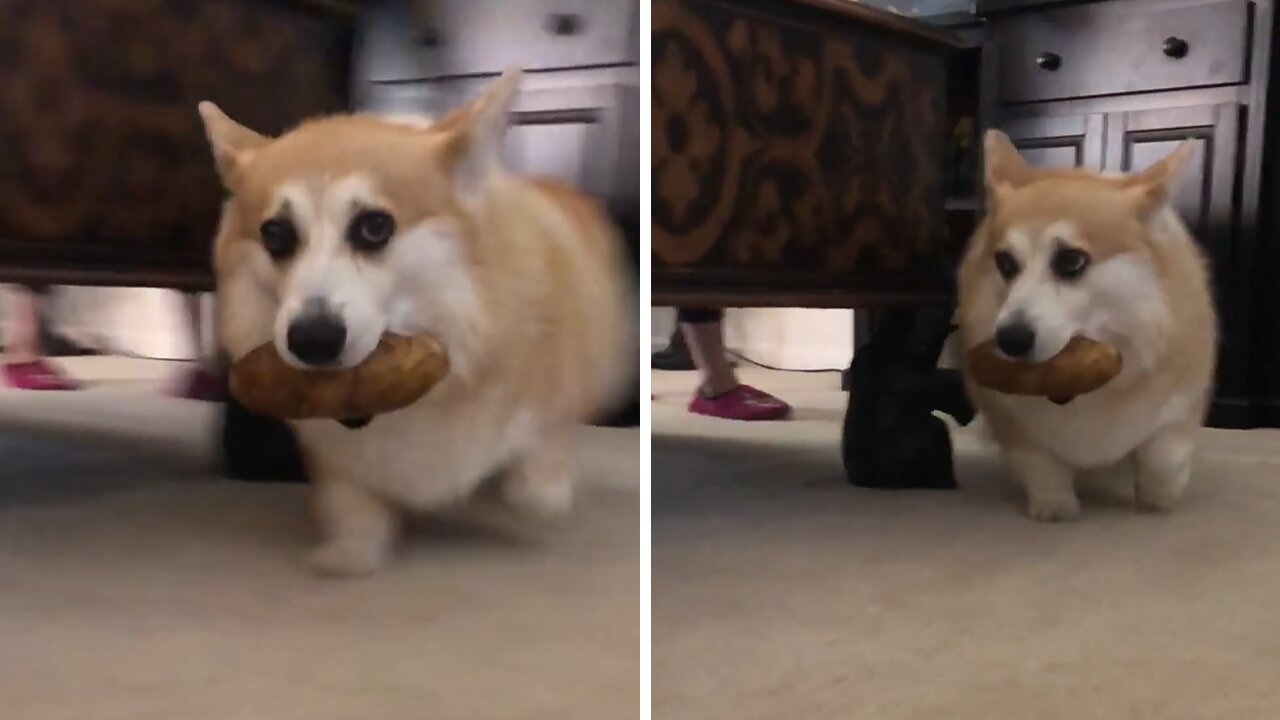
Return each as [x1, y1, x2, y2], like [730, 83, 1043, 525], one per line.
[1002, 113, 1105, 170]
[1107, 103, 1240, 253]
[1107, 102, 1244, 400]
[360, 76, 638, 220]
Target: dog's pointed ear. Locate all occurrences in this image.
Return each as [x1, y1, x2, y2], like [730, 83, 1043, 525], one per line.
[1124, 140, 1194, 217]
[197, 102, 269, 187]
[984, 130, 1035, 205]
[435, 68, 522, 203]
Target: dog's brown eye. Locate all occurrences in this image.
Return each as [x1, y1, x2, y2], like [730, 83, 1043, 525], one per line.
[348, 210, 396, 252]
[259, 218, 298, 260]
[994, 250, 1020, 281]
[1051, 247, 1090, 279]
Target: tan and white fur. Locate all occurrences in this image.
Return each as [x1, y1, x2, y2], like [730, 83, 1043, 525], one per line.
[201, 69, 635, 575]
[957, 131, 1216, 521]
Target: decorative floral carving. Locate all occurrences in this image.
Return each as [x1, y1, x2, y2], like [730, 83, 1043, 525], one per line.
[732, 166, 821, 265]
[725, 18, 819, 130]
[653, 41, 723, 227]
[652, 0, 948, 297]
[0, 0, 346, 277]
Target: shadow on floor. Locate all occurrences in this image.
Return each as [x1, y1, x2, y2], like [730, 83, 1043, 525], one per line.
[0, 426, 210, 509]
[653, 425, 1154, 526]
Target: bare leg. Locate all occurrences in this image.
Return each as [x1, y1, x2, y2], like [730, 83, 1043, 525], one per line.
[1134, 424, 1195, 512]
[172, 292, 222, 400]
[3, 286, 78, 390]
[682, 320, 738, 396]
[310, 475, 400, 577]
[183, 292, 211, 368]
[6, 286, 42, 362]
[680, 313, 791, 421]
[502, 433, 575, 516]
[1005, 445, 1080, 522]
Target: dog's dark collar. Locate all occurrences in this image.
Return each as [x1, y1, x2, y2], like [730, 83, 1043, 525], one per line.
[339, 417, 373, 429]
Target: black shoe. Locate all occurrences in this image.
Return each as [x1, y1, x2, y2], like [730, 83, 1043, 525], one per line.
[652, 330, 695, 371]
[39, 329, 102, 356]
[651, 347, 695, 371]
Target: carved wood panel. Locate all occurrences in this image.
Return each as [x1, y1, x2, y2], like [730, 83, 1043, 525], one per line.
[652, 0, 955, 306]
[0, 0, 351, 288]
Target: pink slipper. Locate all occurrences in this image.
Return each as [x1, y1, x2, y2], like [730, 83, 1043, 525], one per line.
[688, 384, 792, 421]
[170, 366, 223, 402]
[2, 359, 80, 391]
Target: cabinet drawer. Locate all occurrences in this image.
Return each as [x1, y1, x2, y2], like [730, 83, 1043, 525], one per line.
[360, 0, 639, 83]
[996, 0, 1250, 103]
[359, 77, 639, 217]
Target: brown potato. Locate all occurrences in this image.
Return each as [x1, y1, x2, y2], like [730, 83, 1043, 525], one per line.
[229, 334, 450, 419]
[966, 336, 1122, 404]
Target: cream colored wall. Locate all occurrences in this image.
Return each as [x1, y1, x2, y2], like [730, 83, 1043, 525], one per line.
[3, 286, 207, 360]
[652, 307, 855, 370]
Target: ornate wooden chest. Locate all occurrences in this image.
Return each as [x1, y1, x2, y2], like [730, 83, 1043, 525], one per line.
[0, 0, 353, 289]
[653, 0, 961, 307]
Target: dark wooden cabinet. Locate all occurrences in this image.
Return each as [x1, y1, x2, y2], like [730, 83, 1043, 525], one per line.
[650, 0, 960, 307]
[994, 103, 1242, 333]
[0, 0, 354, 289]
[356, 0, 638, 83]
[1003, 112, 1104, 169]
[352, 0, 640, 224]
[653, 0, 971, 490]
[973, 0, 1279, 427]
[1109, 103, 1249, 396]
[991, 0, 1250, 103]
[1108, 104, 1241, 264]
[352, 0, 641, 429]
[1008, 103, 1243, 289]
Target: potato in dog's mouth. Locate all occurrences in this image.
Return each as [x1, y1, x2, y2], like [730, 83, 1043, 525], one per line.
[966, 335, 1122, 403]
[229, 334, 449, 420]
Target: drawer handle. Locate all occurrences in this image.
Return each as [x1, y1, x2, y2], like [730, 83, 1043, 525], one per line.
[1163, 36, 1189, 59]
[546, 13, 584, 36]
[1035, 52, 1062, 71]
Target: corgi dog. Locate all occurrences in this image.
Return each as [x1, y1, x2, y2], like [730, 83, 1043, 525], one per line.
[200, 69, 635, 575]
[956, 131, 1216, 521]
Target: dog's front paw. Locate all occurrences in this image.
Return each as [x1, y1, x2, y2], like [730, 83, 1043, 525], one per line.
[309, 541, 387, 578]
[503, 472, 574, 517]
[1027, 493, 1081, 522]
[1136, 478, 1186, 513]
[1134, 427, 1192, 514]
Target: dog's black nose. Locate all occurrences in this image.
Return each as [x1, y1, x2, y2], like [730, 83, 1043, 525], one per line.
[995, 322, 1036, 359]
[287, 314, 347, 366]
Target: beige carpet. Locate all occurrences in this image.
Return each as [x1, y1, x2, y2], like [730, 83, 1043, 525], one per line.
[654, 369, 1280, 720]
[0, 357, 638, 720]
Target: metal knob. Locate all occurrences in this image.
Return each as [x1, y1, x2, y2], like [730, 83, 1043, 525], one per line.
[1035, 52, 1062, 71]
[1163, 36, 1189, 59]
[547, 13, 583, 36]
